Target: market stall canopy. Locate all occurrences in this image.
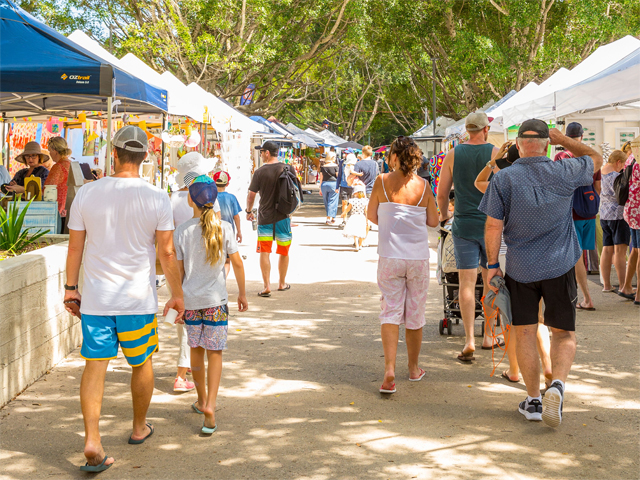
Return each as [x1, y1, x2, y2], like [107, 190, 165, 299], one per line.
[484, 83, 540, 134]
[291, 133, 318, 148]
[502, 35, 640, 128]
[285, 123, 324, 143]
[0, 1, 167, 117]
[551, 47, 640, 119]
[250, 116, 292, 136]
[315, 129, 348, 147]
[337, 141, 364, 150]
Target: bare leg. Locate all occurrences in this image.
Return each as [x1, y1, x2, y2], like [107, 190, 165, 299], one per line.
[458, 268, 479, 353]
[536, 303, 552, 385]
[129, 357, 154, 441]
[575, 257, 593, 308]
[259, 252, 271, 293]
[504, 328, 519, 381]
[613, 244, 628, 289]
[406, 328, 423, 378]
[480, 267, 497, 348]
[600, 245, 614, 290]
[224, 259, 230, 278]
[190, 347, 206, 409]
[176, 323, 189, 380]
[81, 360, 114, 467]
[549, 328, 577, 383]
[278, 254, 290, 290]
[515, 324, 541, 398]
[635, 248, 640, 302]
[381, 324, 399, 389]
[621, 248, 638, 295]
[200, 350, 223, 429]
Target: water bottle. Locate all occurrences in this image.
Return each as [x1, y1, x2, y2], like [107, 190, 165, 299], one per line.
[252, 208, 258, 231]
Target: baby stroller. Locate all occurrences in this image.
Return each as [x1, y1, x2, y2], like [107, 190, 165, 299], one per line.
[436, 221, 486, 336]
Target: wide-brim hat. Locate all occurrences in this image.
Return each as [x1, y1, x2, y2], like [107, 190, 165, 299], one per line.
[176, 152, 216, 188]
[16, 141, 49, 165]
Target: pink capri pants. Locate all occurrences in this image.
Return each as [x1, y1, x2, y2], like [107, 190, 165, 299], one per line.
[377, 257, 430, 330]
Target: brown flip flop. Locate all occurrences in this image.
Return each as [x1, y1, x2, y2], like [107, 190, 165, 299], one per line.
[457, 350, 475, 362]
[501, 371, 519, 383]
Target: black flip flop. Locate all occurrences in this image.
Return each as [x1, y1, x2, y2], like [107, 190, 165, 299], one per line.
[257, 290, 271, 297]
[80, 455, 113, 472]
[128, 423, 154, 444]
[278, 284, 291, 291]
[576, 304, 596, 311]
[618, 291, 635, 300]
[501, 371, 519, 383]
[481, 339, 505, 350]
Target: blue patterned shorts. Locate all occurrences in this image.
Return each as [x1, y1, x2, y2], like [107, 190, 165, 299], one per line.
[184, 305, 228, 351]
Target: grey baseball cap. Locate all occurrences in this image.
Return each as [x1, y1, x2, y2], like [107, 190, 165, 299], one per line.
[112, 125, 148, 152]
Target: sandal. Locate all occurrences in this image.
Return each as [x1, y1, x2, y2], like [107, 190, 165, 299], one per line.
[457, 349, 475, 362]
[257, 289, 271, 297]
[278, 284, 291, 291]
[481, 338, 506, 350]
[501, 370, 519, 383]
[128, 423, 154, 445]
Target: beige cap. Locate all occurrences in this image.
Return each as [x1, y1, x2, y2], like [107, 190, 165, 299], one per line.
[465, 112, 490, 132]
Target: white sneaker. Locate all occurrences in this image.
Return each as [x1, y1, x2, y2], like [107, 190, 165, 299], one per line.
[542, 381, 564, 427]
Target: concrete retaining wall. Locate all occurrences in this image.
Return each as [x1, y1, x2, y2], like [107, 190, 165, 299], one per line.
[0, 242, 80, 407]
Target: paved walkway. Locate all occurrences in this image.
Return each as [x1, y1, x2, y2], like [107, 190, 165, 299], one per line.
[1, 186, 639, 479]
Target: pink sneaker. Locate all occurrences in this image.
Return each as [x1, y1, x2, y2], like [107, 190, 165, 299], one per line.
[173, 377, 195, 392]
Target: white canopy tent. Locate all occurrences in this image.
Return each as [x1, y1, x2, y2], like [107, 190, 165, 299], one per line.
[486, 82, 540, 134]
[502, 35, 640, 128]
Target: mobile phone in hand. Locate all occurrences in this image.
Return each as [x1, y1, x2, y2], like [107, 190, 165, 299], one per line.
[64, 299, 81, 318]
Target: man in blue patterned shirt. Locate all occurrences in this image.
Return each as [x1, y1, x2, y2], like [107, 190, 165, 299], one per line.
[479, 120, 603, 427]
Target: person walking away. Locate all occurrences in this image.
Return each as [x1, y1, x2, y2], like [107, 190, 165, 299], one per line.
[174, 175, 248, 434]
[246, 141, 298, 296]
[368, 136, 438, 394]
[64, 126, 184, 472]
[622, 136, 640, 306]
[436, 112, 501, 361]
[335, 154, 354, 227]
[318, 152, 340, 224]
[342, 184, 369, 250]
[354, 145, 379, 197]
[554, 122, 601, 311]
[480, 121, 603, 427]
[214, 171, 243, 276]
[599, 150, 631, 293]
[619, 141, 638, 299]
[170, 152, 221, 393]
[475, 142, 552, 386]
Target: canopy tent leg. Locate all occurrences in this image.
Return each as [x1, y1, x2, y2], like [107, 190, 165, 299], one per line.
[105, 96, 113, 176]
[161, 113, 166, 190]
[203, 123, 208, 156]
[0, 121, 5, 168]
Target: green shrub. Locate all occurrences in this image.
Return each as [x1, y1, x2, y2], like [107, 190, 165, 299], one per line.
[0, 195, 50, 255]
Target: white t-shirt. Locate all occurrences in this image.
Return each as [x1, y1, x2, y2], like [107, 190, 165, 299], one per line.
[67, 177, 174, 315]
[170, 190, 220, 228]
[174, 218, 238, 310]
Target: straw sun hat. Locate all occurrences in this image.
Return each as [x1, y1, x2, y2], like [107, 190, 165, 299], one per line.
[15, 141, 50, 165]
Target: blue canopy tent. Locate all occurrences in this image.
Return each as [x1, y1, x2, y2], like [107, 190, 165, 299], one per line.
[0, 0, 168, 173]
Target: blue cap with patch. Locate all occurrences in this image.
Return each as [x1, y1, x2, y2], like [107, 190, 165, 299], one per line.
[188, 175, 218, 208]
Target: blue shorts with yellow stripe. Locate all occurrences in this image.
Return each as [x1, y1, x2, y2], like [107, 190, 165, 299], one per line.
[80, 314, 159, 367]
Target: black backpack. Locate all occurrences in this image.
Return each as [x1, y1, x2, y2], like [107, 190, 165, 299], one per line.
[275, 164, 303, 216]
[614, 159, 636, 206]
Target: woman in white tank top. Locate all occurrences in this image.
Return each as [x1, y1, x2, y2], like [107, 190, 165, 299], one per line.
[368, 136, 438, 394]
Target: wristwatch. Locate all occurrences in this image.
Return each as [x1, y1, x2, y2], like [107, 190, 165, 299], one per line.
[486, 161, 495, 169]
[64, 284, 78, 290]
[245, 209, 253, 214]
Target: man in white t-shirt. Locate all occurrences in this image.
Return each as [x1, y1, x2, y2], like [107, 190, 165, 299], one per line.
[64, 126, 184, 473]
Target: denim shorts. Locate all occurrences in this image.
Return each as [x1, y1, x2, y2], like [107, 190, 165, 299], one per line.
[574, 219, 596, 251]
[452, 234, 487, 270]
[631, 228, 640, 250]
[600, 219, 630, 246]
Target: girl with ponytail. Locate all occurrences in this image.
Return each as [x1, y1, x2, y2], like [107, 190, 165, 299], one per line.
[173, 175, 248, 435]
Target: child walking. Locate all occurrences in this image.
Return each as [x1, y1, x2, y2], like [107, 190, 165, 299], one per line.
[173, 175, 248, 435]
[213, 171, 243, 277]
[343, 184, 369, 250]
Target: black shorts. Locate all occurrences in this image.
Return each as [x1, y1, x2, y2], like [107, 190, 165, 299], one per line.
[339, 186, 353, 201]
[600, 219, 630, 246]
[505, 268, 577, 332]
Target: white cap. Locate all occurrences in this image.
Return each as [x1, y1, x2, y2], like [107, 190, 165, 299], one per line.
[353, 183, 366, 194]
[176, 152, 216, 188]
[112, 125, 148, 152]
[346, 153, 357, 165]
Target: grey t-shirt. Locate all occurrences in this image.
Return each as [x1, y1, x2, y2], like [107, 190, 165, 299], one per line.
[174, 218, 238, 310]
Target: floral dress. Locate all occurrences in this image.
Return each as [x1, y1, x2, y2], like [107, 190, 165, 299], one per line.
[624, 162, 640, 230]
[44, 159, 70, 216]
